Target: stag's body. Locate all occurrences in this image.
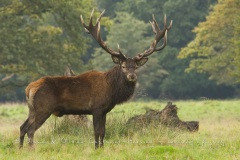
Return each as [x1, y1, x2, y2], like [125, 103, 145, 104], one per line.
[20, 66, 136, 148]
[26, 67, 135, 115]
[20, 9, 172, 149]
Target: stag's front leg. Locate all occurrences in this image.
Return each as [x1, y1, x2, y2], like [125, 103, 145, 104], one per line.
[99, 114, 106, 147]
[93, 112, 106, 149]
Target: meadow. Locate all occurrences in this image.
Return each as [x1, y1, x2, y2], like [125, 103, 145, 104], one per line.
[0, 100, 240, 160]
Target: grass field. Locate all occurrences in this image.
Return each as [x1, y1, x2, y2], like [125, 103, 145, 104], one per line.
[0, 100, 240, 160]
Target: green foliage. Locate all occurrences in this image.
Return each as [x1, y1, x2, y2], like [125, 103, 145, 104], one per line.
[0, 0, 94, 81]
[109, 0, 216, 47]
[179, 0, 240, 84]
[95, 0, 122, 17]
[163, 0, 216, 47]
[157, 47, 235, 99]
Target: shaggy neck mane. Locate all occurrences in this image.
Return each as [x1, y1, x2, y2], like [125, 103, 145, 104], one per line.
[105, 65, 136, 105]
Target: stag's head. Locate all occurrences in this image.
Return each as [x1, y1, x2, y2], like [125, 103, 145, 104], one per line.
[80, 9, 172, 82]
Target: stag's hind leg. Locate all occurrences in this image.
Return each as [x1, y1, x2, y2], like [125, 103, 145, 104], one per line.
[20, 108, 52, 148]
[26, 113, 52, 147]
[19, 111, 35, 148]
[20, 118, 29, 148]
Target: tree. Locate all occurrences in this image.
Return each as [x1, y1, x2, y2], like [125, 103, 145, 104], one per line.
[179, 0, 240, 84]
[95, 0, 123, 18]
[0, 0, 98, 82]
[0, 0, 111, 101]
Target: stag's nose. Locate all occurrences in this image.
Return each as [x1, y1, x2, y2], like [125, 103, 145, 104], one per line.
[127, 74, 137, 82]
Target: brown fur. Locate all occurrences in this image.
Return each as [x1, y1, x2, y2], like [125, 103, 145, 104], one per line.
[63, 66, 91, 127]
[20, 65, 137, 149]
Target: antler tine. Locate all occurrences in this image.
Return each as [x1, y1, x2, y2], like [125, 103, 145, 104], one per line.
[164, 14, 173, 30]
[164, 14, 166, 28]
[80, 15, 90, 33]
[80, 15, 87, 29]
[168, 20, 173, 30]
[150, 21, 157, 34]
[135, 14, 172, 60]
[155, 30, 167, 51]
[118, 44, 127, 59]
[152, 14, 161, 32]
[80, 9, 125, 59]
[89, 8, 94, 26]
[96, 9, 105, 24]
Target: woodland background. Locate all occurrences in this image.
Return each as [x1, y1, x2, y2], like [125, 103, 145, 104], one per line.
[0, 0, 239, 101]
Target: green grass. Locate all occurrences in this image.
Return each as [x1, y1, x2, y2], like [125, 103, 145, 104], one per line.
[0, 100, 240, 160]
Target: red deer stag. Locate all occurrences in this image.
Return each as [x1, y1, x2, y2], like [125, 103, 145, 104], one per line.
[20, 9, 172, 149]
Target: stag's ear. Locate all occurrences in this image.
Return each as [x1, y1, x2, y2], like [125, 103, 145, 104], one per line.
[112, 56, 121, 64]
[136, 58, 148, 66]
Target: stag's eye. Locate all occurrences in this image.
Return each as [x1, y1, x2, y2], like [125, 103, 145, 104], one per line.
[122, 66, 126, 69]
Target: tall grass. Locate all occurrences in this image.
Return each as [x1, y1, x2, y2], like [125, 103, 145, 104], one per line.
[0, 100, 240, 159]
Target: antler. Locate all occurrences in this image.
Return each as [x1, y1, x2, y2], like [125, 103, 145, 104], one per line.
[80, 9, 126, 59]
[135, 14, 172, 60]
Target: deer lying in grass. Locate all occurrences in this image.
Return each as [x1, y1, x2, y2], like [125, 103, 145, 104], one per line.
[20, 9, 172, 149]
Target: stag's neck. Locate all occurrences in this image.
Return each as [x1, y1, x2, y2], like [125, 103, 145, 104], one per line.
[105, 66, 136, 105]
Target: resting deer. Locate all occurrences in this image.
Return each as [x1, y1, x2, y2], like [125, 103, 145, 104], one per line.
[20, 9, 172, 149]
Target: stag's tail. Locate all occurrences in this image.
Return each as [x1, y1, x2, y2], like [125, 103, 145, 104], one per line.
[25, 85, 31, 101]
[25, 81, 41, 110]
[25, 79, 43, 103]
